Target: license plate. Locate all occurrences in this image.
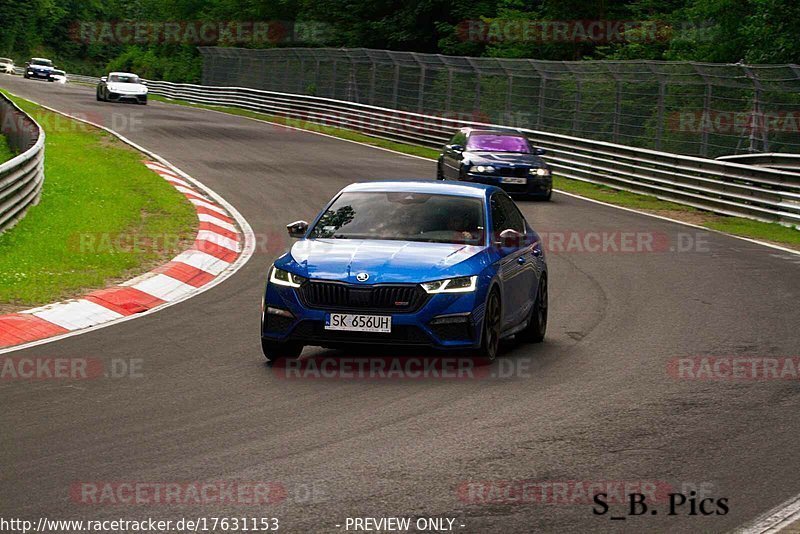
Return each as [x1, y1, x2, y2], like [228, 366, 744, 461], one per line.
[501, 176, 527, 184]
[325, 313, 392, 333]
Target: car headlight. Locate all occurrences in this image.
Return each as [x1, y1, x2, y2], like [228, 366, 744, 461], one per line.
[471, 165, 495, 173]
[269, 266, 307, 288]
[530, 168, 550, 176]
[421, 275, 478, 294]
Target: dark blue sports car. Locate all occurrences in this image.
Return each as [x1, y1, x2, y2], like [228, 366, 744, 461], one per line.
[437, 128, 553, 200]
[261, 181, 548, 363]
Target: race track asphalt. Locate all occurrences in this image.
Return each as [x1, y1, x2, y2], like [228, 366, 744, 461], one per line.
[1, 76, 799, 533]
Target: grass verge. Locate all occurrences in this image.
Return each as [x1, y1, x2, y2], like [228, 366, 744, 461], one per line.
[0, 90, 198, 311]
[0, 134, 14, 162]
[150, 93, 800, 250]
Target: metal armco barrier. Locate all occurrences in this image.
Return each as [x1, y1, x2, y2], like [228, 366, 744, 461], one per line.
[144, 80, 800, 227]
[31, 73, 800, 227]
[0, 92, 45, 234]
[717, 153, 800, 173]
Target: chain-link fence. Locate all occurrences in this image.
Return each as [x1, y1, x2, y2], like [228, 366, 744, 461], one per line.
[199, 47, 800, 158]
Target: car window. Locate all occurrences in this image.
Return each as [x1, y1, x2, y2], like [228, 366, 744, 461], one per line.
[310, 191, 485, 245]
[108, 74, 140, 83]
[31, 59, 52, 66]
[0, 59, 12, 64]
[467, 134, 531, 153]
[491, 193, 526, 235]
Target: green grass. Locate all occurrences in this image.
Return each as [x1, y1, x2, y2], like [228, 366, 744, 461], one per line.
[0, 90, 197, 308]
[0, 134, 14, 163]
[703, 217, 800, 246]
[551, 176, 697, 212]
[150, 93, 800, 249]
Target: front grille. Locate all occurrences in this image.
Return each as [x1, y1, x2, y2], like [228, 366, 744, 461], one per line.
[496, 167, 529, 177]
[298, 281, 428, 313]
[291, 321, 432, 345]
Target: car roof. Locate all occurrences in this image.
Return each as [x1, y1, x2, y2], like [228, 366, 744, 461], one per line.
[31, 57, 52, 61]
[341, 180, 499, 199]
[465, 128, 526, 137]
[109, 72, 139, 76]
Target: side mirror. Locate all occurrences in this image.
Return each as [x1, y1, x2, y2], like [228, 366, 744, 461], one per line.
[100, 76, 107, 82]
[447, 144, 464, 152]
[286, 220, 309, 238]
[495, 228, 525, 249]
[535, 148, 547, 156]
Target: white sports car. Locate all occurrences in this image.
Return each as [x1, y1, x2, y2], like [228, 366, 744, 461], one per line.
[96, 72, 148, 105]
[0, 58, 15, 75]
[50, 69, 67, 84]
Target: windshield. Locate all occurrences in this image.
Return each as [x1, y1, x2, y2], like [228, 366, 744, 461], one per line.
[0, 58, 12, 64]
[467, 134, 531, 153]
[31, 59, 52, 66]
[109, 74, 140, 83]
[310, 191, 485, 245]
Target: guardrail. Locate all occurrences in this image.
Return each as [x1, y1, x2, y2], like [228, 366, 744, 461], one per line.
[142, 80, 800, 227]
[0, 92, 45, 234]
[717, 153, 800, 173]
[15, 71, 800, 227]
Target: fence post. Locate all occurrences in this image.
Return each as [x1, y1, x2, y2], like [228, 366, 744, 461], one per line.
[701, 83, 712, 157]
[445, 67, 453, 114]
[741, 64, 768, 153]
[573, 80, 582, 137]
[655, 80, 666, 150]
[392, 63, 400, 109]
[331, 60, 338, 99]
[413, 53, 426, 113]
[369, 59, 377, 106]
[613, 79, 622, 144]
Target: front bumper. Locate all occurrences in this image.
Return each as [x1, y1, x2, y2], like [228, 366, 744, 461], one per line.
[26, 70, 51, 80]
[262, 281, 485, 349]
[106, 92, 147, 103]
[465, 171, 552, 196]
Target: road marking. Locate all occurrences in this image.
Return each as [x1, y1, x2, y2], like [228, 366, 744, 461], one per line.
[736, 494, 800, 533]
[24, 300, 125, 331]
[0, 94, 256, 355]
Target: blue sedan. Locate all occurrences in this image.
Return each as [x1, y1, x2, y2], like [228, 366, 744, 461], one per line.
[261, 181, 548, 362]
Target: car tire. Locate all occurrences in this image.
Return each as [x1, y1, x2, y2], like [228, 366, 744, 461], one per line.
[475, 288, 502, 362]
[519, 275, 547, 343]
[96, 92, 101, 101]
[261, 338, 303, 363]
[436, 160, 445, 180]
[544, 188, 552, 201]
[139, 98, 147, 105]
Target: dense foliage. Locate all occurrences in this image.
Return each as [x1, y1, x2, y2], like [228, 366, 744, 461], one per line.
[0, 0, 797, 82]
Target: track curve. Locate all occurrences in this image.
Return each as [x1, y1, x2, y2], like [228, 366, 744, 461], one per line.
[1, 76, 799, 533]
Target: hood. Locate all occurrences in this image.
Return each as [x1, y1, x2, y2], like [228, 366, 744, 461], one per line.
[280, 239, 489, 283]
[465, 151, 545, 167]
